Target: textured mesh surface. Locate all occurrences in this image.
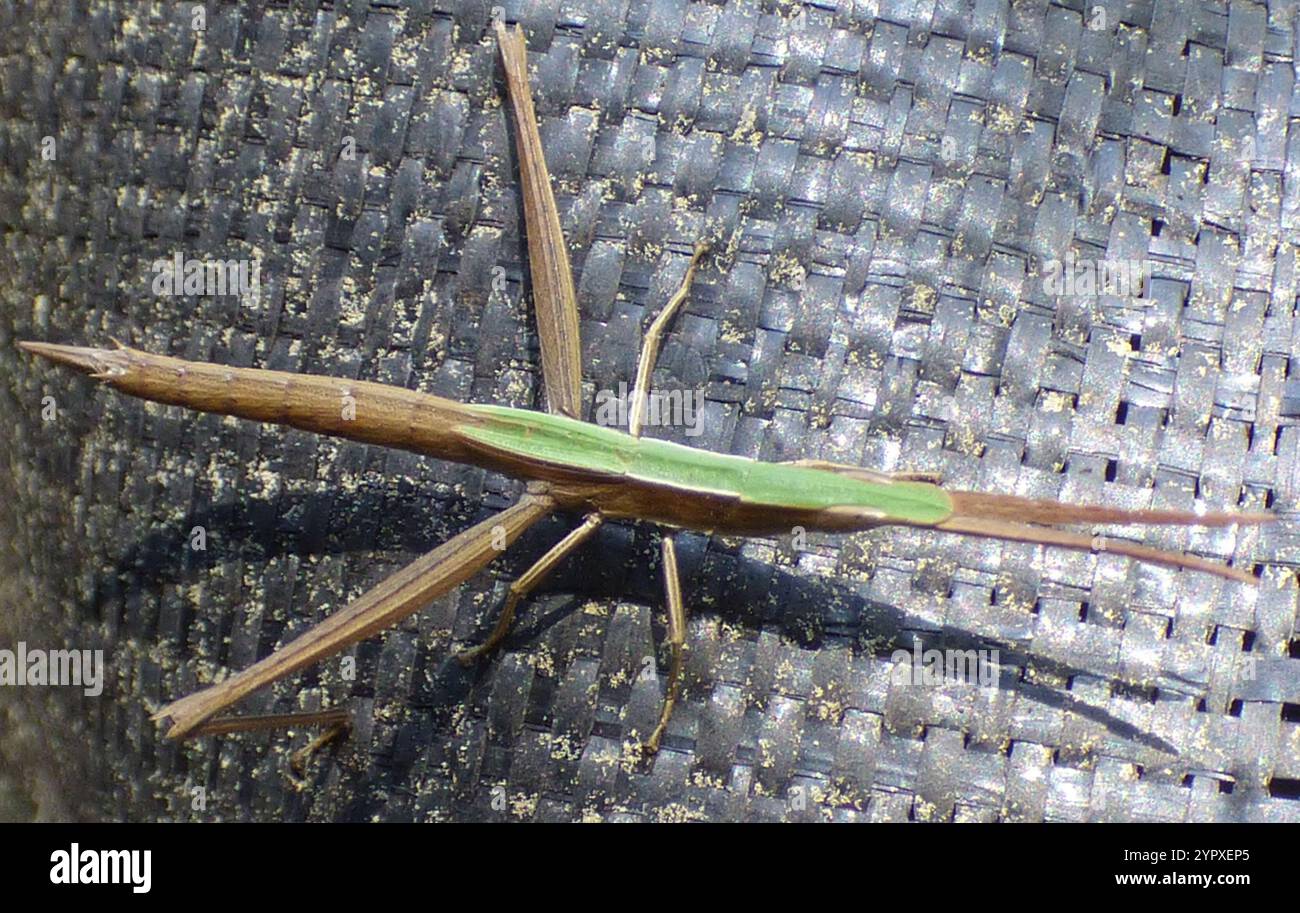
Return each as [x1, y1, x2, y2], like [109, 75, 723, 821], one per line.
[1, 0, 1298, 822]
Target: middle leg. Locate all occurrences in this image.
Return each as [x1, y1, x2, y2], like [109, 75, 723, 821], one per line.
[644, 535, 688, 754]
[457, 512, 605, 664]
[628, 242, 709, 438]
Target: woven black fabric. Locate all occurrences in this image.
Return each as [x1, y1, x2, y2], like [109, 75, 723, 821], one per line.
[2, 0, 1298, 822]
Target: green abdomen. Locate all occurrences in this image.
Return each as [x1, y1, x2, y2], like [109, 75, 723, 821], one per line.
[458, 404, 952, 530]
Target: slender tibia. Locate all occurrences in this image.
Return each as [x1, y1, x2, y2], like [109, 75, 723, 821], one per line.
[154, 489, 555, 739]
[628, 242, 709, 438]
[457, 511, 605, 664]
[187, 708, 352, 737]
[184, 709, 352, 781]
[289, 718, 353, 782]
[935, 515, 1259, 584]
[645, 535, 687, 754]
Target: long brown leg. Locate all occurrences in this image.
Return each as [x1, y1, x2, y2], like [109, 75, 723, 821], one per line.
[628, 242, 709, 438]
[934, 515, 1259, 584]
[187, 708, 352, 737]
[153, 488, 555, 739]
[457, 511, 605, 663]
[185, 709, 353, 781]
[624, 245, 704, 747]
[644, 535, 687, 754]
[495, 21, 584, 419]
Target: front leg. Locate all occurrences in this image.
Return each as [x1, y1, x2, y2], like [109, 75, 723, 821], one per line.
[457, 511, 604, 664]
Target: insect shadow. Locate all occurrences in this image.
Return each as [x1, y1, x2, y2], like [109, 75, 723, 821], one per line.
[101, 477, 1184, 782]
[459, 522, 1182, 755]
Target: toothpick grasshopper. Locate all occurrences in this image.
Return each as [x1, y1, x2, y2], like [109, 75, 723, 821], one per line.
[20, 22, 1273, 769]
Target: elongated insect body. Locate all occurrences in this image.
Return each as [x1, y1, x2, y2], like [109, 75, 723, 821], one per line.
[18, 341, 950, 535]
[21, 341, 1268, 585]
[15, 22, 1275, 762]
[459, 403, 954, 533]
